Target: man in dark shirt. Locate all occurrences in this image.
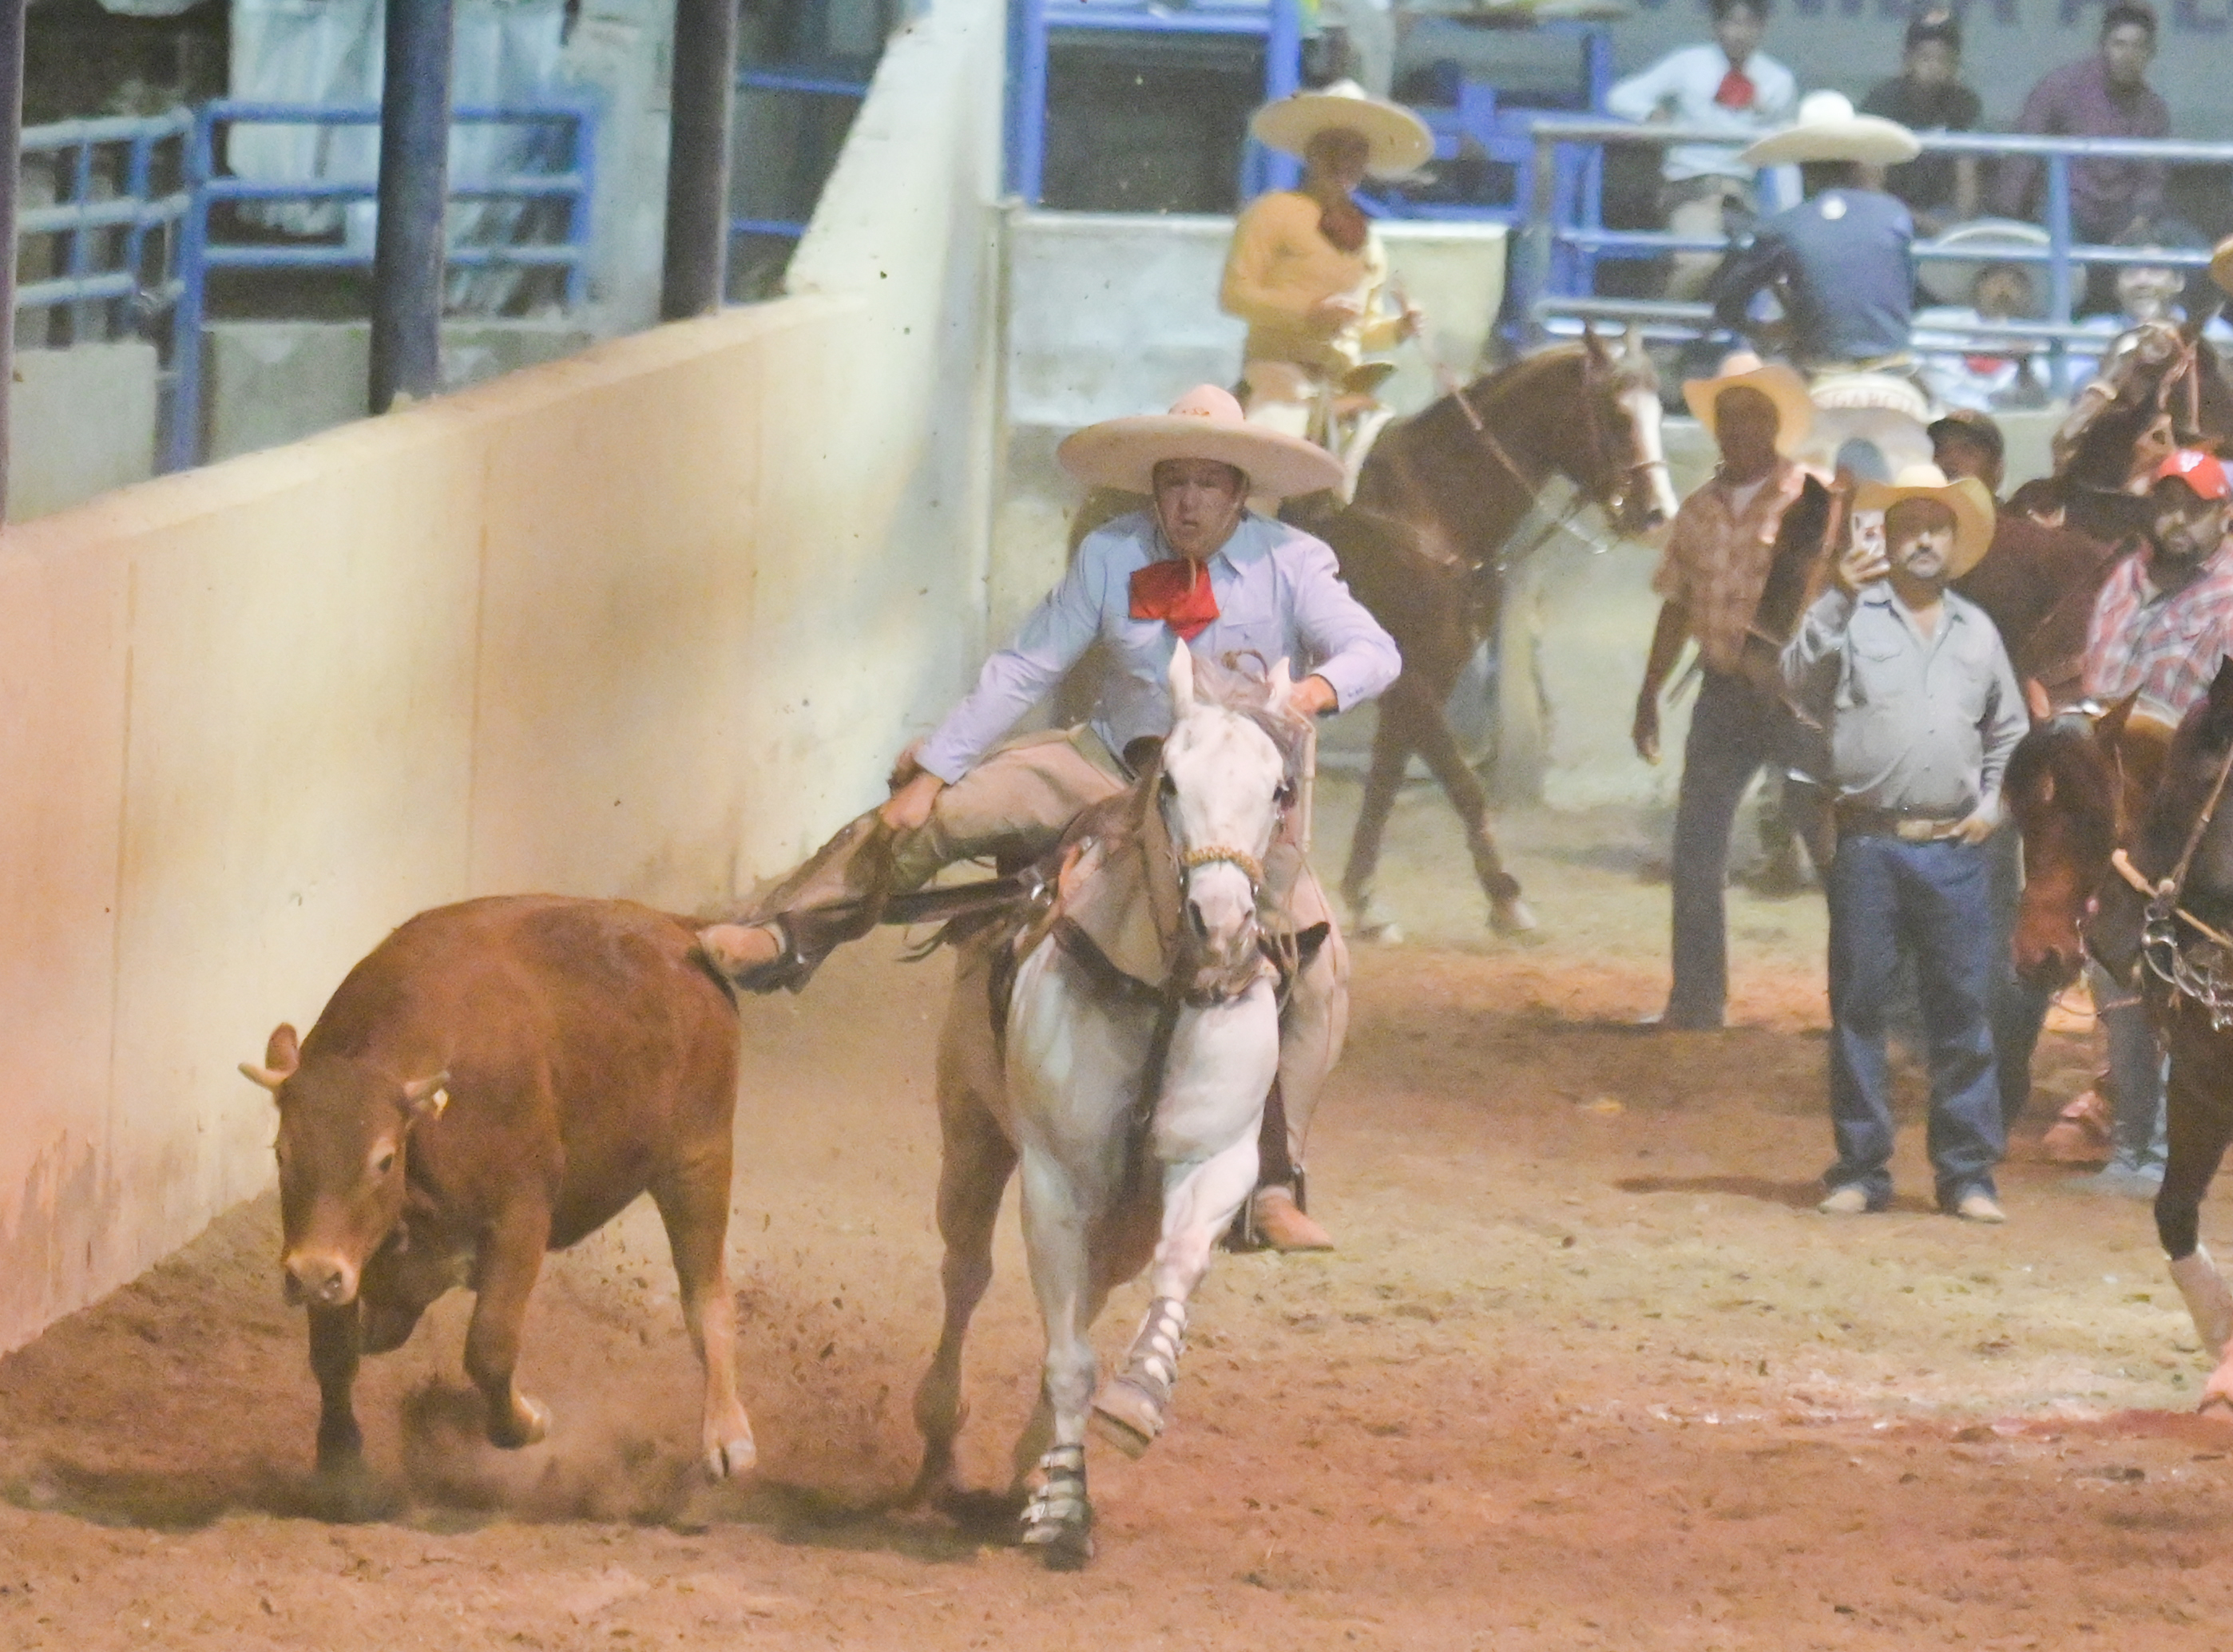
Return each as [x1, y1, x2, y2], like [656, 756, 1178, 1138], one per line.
[1710, 93, 1920, 370]
[1859, 10, 1980, 234]
[1993, 2, 2169, 258]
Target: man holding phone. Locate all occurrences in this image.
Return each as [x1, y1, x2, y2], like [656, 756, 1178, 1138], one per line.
[1781, 465, 2025, 1222]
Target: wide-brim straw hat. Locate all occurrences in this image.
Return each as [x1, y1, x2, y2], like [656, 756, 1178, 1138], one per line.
[2211, 234, 2233, 298]
[1057, 384, 1347, 498]
[1918, 217, 2049, 312]
[1681, 351, 1815, 455]
[1739, 90, 1922, 170]
[1854, 463, 1997, 579]
[1250, 80, 1434, 180]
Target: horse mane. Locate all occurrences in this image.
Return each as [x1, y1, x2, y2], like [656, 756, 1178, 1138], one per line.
[1184, 650, 1315, 782]
[2007, 712, 2121, 878]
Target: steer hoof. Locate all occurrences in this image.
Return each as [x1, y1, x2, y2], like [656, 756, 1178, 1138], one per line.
[1490, 895, 1541, 939]
[705, 1433, 757, 1481]
[490, 1393, 550, 1450]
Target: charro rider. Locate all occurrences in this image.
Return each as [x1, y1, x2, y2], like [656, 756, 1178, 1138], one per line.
[1709, 91, 1922, 379]
[1220, 79, 1431, 498]
[699, 386, 1402, 1252]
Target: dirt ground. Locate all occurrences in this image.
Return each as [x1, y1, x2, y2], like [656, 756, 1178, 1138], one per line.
[7, 779, 2233, 1651]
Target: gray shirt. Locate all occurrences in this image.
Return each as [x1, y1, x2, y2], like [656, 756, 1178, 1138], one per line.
[1781, 584, 2025, 823]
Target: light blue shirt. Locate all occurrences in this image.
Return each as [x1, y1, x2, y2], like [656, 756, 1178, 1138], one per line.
[917, 509, 1402, 783]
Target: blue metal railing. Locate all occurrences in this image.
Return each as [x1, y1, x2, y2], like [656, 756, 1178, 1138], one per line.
[1513, 117, 2233, 396]
[166, 99, 597, 470]
[728, 67, 871, 243]
[1008, 0, 1302, 207]
[16, 111, 192, 346]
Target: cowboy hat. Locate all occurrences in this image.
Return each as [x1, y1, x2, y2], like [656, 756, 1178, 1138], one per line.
[1739, 90, 1922, 170]
[1249, 80, 1434, 180]
[1854, 462, 1997, 578]
[1056, 384, 1347, 498]
[1917, 217, 2049, 312]
[1681, 351, 1815, 455]
[2213, 234, 2233, 299]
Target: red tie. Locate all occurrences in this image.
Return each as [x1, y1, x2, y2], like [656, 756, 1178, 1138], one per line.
[1130, 559, 1220, 641]
[1714, 66, 1755, 110]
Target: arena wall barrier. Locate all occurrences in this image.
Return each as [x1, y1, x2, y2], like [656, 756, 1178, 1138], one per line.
[0, 0, 1002, 1356]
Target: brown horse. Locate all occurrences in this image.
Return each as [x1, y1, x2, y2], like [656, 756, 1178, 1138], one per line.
[2015, 660, 2233, 1412]
[1318, 328, 1675, 938]
[1069, 331, 1672, 940]
[2052, 317, 2233, 545]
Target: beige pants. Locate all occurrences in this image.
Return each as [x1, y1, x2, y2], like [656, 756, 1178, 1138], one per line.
[742, 723, 1343, 1169]
[1664, 175, 1752, 303]
[1240, 359, 1393, 505]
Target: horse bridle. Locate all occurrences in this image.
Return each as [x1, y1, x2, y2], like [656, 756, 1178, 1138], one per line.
[2109, 726, 2233, 1025]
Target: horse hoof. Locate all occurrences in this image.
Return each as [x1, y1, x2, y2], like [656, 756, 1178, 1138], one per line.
[704, 1435, 756, 1481]
[1020, 1446, 1093, 1565]
[1089, 1379, 1164, 1460]
[1490, 897, 1540, 938]
[1025, 1523, 1095, 1570]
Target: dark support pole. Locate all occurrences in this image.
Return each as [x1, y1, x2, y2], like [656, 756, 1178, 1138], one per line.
[0, 0, 27, 520]
[371, 0, 456, 413]
[662, 0, 740, 320]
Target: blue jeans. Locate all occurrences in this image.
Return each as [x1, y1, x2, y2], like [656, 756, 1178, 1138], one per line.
[2089, 961, 2169, 1173]
[1825, 833, 2005, 1208]
[1668, 671, 1807, 1026]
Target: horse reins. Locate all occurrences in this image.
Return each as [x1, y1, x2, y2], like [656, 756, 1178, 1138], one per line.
[2109, 728, 2233, 1022]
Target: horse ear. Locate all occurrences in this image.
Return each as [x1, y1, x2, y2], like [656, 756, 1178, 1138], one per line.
[1167, 640, 1196, 714]
[1268, 656, 1295, 714]
[1623, 322, 1645, 360]
[1581, 320, 1610, 364]
[2023, 678, 2053, 726]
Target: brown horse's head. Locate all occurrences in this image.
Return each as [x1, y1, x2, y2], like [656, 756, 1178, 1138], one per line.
[2005, 693, 2164, 988]
[1568, 325, 1677, 537]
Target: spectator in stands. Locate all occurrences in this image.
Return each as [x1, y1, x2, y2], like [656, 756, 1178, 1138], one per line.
[1914, 225, 2051, 413]
[1606, 0, 1797, 302]
[1859, 9, 1981, 235]
[1992, 2, 2170, 314]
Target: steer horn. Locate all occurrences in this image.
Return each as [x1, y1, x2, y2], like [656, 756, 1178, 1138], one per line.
[240, 1023, 302, 1092]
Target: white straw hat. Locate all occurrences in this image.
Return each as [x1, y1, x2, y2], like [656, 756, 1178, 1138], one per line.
[1918, 218, 2049, 311]
[1057, 385, 1347, 498]
[1681, 351, 1815, 455]
[1854, 463, 1997, 578]
[1249, 80, 1434, 180]
[1739, 90, 1922, 169]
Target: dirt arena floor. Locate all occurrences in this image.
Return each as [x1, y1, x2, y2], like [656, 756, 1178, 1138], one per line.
[8, 778, 2233, 1650]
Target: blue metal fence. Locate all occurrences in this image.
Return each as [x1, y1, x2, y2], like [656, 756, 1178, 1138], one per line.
[1512, 117, 2233, 394]
[1007, 0, 1302, 206]
[728, 67, 871, 243]
[167, 99, 597, 469]
[16, 111, 192, 350]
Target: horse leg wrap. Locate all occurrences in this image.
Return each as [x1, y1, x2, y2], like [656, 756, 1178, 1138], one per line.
[1019, 1443, 1092, 1564]
[1092, 1296, 1187, 1459]
[2171, 1246, 2233, 1359]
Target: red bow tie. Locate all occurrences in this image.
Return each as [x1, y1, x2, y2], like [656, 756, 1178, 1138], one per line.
[1130, 558, 1220, 641]
[1714, 67, 1755, 110]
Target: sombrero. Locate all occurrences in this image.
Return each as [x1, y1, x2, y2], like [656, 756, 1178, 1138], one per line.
[1854, 463, 1997, 578]
[1739, 90, 1921, 170]
[1681, 351, 1815, 455]
[2213, 234, 2233, 299]
[1057, 384, 1347, 498]
[1917, 217, 2049, 312]
[1249, 80, 1434, 180]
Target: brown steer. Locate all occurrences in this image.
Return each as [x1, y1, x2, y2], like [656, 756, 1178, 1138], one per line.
[240, 895, 754, 1490]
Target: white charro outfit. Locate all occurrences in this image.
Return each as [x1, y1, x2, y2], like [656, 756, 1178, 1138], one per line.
[720, 388, 1401, 1235]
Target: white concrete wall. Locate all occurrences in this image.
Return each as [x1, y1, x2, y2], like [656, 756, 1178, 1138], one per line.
[10, 344, 158, 521]
[0, 0, 1002, 1357]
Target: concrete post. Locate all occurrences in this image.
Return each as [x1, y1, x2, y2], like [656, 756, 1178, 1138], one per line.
[371, 0, 456, 413]
[662, 0, 740, 319]
[0, 0, 26, 517]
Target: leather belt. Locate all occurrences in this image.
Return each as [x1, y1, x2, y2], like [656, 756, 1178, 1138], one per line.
[1834, 803, 1968, 843]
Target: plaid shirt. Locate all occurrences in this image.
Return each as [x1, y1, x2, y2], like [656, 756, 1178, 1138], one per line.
[2083, 542, 2233, 725]
[1652, 458, 1815, 676]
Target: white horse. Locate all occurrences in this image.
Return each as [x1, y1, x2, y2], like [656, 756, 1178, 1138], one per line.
[906, 646, 1318, 1567]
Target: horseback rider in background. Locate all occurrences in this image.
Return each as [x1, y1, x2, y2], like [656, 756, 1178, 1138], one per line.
[1221, 81, 1431, 498]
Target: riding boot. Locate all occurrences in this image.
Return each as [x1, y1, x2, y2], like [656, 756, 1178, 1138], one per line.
[711, 813, 897, 993]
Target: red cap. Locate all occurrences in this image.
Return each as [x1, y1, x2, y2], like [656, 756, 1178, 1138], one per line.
[2153, 449, 2233, 501]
